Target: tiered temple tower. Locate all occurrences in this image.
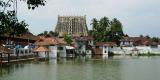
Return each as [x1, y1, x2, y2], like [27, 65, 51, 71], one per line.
[55, 15, 88, 37]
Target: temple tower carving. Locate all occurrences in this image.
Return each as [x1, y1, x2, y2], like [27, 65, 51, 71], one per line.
[55, 15, 88, 37]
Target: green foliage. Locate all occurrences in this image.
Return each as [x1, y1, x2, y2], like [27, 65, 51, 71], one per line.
[27, 0, 46, 9]
[152, 37, 159, 43]
[0, 0, 46, 45]
[49, 31, 59, 37]
[91, 17, 124, 44]
[0, 0, 46, 36]
[0, 11, 28, 36]
[0, 0, 46, 11]
[91, 18, 99, 31]
[38, 31, 59, 37]
[64, 35, 72, 45]
[88, 30, 93, 36]
[111, 18, 123, 35]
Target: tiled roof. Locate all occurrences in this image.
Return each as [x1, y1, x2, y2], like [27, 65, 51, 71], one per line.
[121, 37, 150, 42]
[33, 46, 49, 52]
[121, 37, 153, 46]
[35, 39, 49, 46]
[56, 38, 67, 45]
[44, 37, 59, 45]
[120, 37, 134, 41]
[0, 45, 11, 53]
[35, 36, 67, 46]
[16, 34, 39, 40]
[1, 34, 39, 41]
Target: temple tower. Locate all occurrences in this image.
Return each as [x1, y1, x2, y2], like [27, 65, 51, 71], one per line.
[55, 15, 88, 37]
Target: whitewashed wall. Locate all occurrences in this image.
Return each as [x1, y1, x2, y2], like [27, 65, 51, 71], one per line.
[112, 46, 160, 55]
[49, 46, 57, 58]
[38, 52, 46, 58]
[58, 45, 67, 58]
[102, 46, 109, 55]
[13, 48, 34, 56]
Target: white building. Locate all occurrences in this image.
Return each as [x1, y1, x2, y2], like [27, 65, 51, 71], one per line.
[93, 42, 117, 57]
[34, 36, 67, 58]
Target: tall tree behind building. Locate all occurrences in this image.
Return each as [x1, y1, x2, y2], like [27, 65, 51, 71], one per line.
[38, 31, 59, 37]
[91, 17, 124, 44]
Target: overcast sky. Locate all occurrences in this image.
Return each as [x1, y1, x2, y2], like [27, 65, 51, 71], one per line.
[17, 0, 160, 37]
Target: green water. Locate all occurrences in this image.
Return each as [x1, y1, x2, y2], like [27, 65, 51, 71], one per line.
[1, 56, 160, 80]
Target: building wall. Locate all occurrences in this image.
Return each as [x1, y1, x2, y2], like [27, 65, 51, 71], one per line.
[88, 40, 94, 46]
[102, 46, 109, 55]
[49, 46, 57, 58]
[112, 46, 160, 55]
[58, 45, 67, 57]
[120, 41, 133, 47]
[38, 52, 46, 58]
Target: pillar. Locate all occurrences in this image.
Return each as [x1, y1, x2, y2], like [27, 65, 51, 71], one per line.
[8, 53, 10, 63]
[0, 53, 2, 66]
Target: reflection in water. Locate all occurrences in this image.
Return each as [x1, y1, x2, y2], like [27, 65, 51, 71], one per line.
[0, 63, 25, 78]
[0, 56, 160, 80]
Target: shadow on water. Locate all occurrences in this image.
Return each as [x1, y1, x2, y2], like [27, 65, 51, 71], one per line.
[0, 62, 25, 77]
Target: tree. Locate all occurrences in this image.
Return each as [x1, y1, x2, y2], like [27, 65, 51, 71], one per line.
[110, 18, 124, 44]
[88, 30, 93, 36]
[99, 17, 110, 42]
[152, 37, 159, 43]
[0, 0, 46, 35]
[0, 0, 46, 11]
[91, 17, 111, 42]
[139, 35, 144, 38]
[37, 31, 59, 37]
[91, 17, 124, 45]
[64, 35, 72, 45]
[91, 18, 99, 31]
[49, 31, 59, 37]
[111, 18, 123, 36]
[91, 18, 99, 42]
[0, 0, 46, 45]
[145, 35, 150, 39]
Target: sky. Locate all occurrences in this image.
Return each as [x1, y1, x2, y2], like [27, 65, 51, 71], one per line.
[16, 0, 160, 37]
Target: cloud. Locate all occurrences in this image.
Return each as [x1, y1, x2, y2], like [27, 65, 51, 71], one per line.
[17, 0, 160, 37]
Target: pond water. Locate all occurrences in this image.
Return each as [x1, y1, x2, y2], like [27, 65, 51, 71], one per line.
[0, 56, 160, 80]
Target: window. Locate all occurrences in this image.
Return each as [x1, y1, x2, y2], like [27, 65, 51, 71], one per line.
[104, 50, 107, 53]
[58, 47, 63, 50]
[96, 46, 99, 48]
[123, 41, 125, 45]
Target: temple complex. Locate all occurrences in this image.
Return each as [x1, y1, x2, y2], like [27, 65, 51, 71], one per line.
[55, 15, 88, 37]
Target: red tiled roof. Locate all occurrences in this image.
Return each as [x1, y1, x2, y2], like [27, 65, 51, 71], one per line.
[16, 34, 39, 40]
[1, 34, 39, 41]
[33, 46, 49, 52]
[0, 45, 11, 53]
[56, 38, 67, 45]
[35, 39, 49, 46]
[121, 37, 153, 46]
[121, 37, 150, 42]
[35, 36, 67, 46]
[120, 37, 134, 41]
